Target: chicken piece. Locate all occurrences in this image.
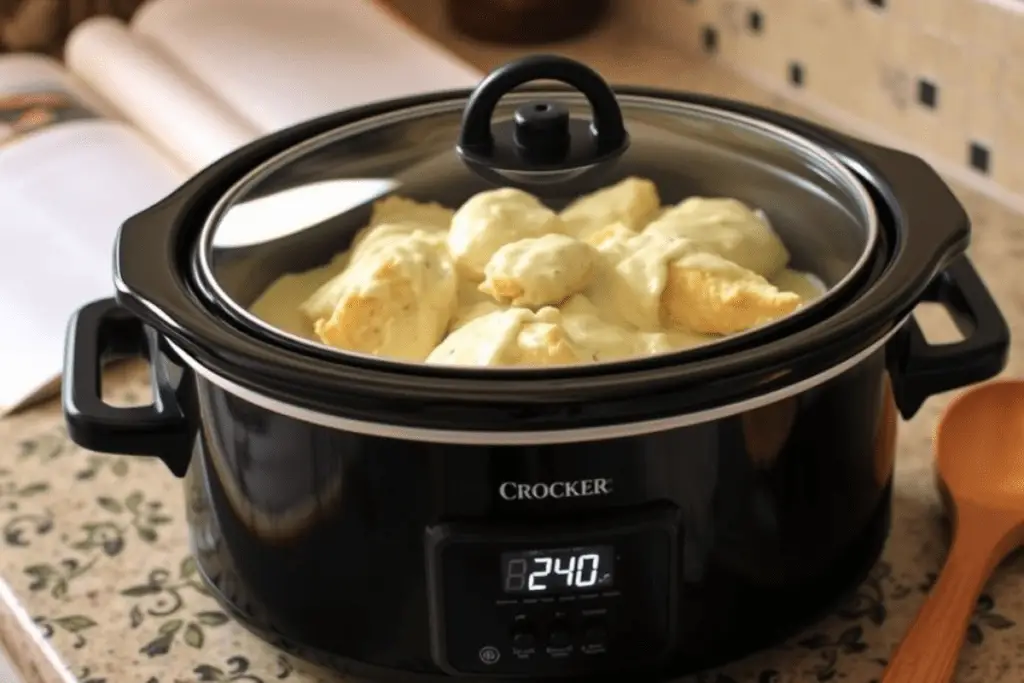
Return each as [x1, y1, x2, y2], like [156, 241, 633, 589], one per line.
[343, 196, 453, 262]
[558, 294, 714, 362]
[426, 307, 591, 367]
[448, 277, 503, 332]
[369, 195, 455, 230]
[583, 222, 640, 263]
[560, 177, 661, 240]
[557, 294, 639, 360]
[586, 230, 697, 331]
[349, 222, 449, 264]
[311, 231, 458, 360]
[479, 233, 596, 308]
[457, 275, 493, 307]
[644, 197, 789, 277]
[450, 300, 504, 332]
[447, 187, 563, 280]
[300, 225, 447, 321]
[661, 251, 803, 335]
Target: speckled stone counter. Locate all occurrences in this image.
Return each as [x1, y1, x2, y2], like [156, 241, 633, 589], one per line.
[2, 3, 1024, 682]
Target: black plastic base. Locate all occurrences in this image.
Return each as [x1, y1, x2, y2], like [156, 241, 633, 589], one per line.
[195, 484, 892, 683]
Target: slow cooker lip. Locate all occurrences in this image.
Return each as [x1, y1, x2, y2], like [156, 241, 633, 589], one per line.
[165, 312, 906, 444]
[156, 182, 895, 435]
[113, 84, 966, 430]
[191, 91, 881, 375]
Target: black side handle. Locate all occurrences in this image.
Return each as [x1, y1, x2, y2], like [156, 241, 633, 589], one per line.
[456, 54, 629, 186]
[888, 256, 1009, 419]
[63, 298, 193, 477]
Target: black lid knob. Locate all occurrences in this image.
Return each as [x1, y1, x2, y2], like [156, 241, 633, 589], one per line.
[513, 102, 571, 162]
[456, 55, 629, 188]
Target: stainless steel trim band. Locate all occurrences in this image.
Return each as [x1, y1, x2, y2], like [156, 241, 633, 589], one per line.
[167, 317, 904, 446]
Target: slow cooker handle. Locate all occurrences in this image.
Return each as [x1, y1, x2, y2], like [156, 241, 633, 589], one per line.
[888, 256, 1009, 418]
[456, 54, 630, 187]
[63, 298, 193, 477]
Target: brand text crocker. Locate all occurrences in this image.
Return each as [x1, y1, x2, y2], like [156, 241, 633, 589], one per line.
[498, 478, 613, 501]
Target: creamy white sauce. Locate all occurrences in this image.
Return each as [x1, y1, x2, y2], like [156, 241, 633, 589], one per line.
[248, 186, 827, 367]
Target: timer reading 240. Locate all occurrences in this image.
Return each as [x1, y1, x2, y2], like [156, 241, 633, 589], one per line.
[500, 546, 614, 594]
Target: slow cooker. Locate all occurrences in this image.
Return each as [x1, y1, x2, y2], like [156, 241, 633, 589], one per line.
[62, 55, 1009, 681]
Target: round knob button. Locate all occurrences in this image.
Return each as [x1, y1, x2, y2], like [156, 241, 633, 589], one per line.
[584, 621, 608, 646]
[511, 620, 536, 650]
[547, 620, 572, 648]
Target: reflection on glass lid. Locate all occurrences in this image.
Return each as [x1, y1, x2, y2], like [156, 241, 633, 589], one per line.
[199, 93, 877, 369]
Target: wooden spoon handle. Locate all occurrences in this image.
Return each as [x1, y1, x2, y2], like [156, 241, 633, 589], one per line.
[880, 506, 1021, 683]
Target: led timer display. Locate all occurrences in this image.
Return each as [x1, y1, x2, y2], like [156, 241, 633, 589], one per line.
[500, 545, 614, 594]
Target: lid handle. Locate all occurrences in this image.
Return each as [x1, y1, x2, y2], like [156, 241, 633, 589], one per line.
[456, 54, 629, 187]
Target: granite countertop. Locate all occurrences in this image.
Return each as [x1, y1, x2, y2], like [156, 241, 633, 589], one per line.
[3, 3, 1024, 683]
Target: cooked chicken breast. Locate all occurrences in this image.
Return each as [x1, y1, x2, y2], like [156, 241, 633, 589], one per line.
[369, 195, 455, 230]
[479, 233, 596, 308]
[300, 225, 448, 322]
[426, 307, 590, 367]
[560, 176, 661, 240]
[346, 196, 452, 261]
[450, 299, 504, 332]
[558, 294, 713, 361]
[586, 229, 697, 331]
[310, 230, 458, 360]
[584, 222, 640, 262]
[661, 251, 803, 335]
[644, 197, 790, 277]
[252, 186, 819, 369]
[447, 187, 563, 280]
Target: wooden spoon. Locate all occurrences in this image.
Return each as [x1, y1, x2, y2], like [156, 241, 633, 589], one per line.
[881, 379, 1024, 683]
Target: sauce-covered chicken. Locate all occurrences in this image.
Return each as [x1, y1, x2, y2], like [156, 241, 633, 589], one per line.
[307, 228, 458, 360]
[479, 233, 596, 308]
[248, 183, 825, 367]
[447, 187, 563, 280]
[661, 251, 802, 334]
[645, 197, 789, 277]
[426, 307, 590, 367]
[560, 176, 661, 240]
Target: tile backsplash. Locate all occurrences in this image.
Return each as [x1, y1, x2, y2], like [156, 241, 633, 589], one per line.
[625, 0, 1024, 211]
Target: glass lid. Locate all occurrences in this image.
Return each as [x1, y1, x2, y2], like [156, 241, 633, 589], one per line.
[197, 55, 878, 371]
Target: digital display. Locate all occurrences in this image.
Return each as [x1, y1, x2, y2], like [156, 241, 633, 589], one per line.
[500, 545, 614, 594]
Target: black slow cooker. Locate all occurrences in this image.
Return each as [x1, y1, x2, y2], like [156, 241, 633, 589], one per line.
[62, 56, 1009, 682]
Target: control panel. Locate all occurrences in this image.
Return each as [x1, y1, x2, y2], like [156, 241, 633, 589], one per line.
[425, 505, 679, 676]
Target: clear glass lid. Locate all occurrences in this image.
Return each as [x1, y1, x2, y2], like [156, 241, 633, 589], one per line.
[198, 56, 877, 370]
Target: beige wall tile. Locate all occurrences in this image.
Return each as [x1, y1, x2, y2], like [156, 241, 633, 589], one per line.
[959, 50, 1004, 178]
[915, 0, 958, 39]
[861, 19, 918, 142]
[993, 51, 1024, 192]
[693, 0, 1024, 201]
[901, 32, 969, 163]
[735, 2, 802, 83]
[994, 113, 1024, 195]
[984, 0, 1024, 58]
[946, 0, 1012, 51]
[871, 0, 923, 25]
[622, 0, 719, 56]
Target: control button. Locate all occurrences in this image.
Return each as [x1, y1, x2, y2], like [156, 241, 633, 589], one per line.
[510, 620, 536, 650]
[547, 620, 572, 648]
[478, 646, 501, 665]
[512, 630, 535, 649]
[583, 621, 608, 646]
